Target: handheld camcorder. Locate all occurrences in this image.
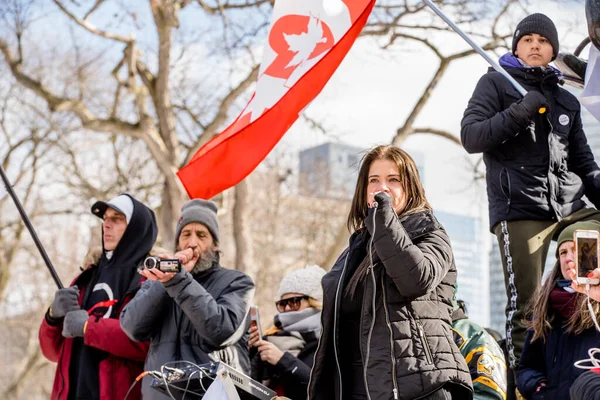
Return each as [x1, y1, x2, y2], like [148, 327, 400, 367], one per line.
[143, 257, 182, 273]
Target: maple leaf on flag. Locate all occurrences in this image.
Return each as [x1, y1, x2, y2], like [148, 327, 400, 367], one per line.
[284, 16, 328, 68]
[177, 0, 375, 200]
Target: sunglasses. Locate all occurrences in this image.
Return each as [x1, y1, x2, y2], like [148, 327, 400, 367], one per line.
[275, 295, 309, 312]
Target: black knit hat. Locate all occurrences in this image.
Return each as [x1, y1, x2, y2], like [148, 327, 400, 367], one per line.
[512, 13, 559, 61]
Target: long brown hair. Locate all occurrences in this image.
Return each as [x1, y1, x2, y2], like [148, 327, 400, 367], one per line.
[527, 260, 600, 342]
[347, 145, 431, 233]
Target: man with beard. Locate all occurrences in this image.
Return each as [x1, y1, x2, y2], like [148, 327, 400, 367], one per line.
[120, 199, 255, 399]
[39, 194, 158, 400]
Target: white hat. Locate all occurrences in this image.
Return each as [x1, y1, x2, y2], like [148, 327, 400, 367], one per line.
[278, 265, 327, 301]
[91, 194, 134, 224]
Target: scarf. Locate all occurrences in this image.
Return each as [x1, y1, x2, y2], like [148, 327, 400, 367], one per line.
[275, 307, 321, 336]
[550, 280, 579, 320]
[499, 52, 563, 79]
[264, 308, 321, 358]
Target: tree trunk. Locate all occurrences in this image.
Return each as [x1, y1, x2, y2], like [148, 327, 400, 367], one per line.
[233, 179, 256, 277]
[160, 179, 185, 249]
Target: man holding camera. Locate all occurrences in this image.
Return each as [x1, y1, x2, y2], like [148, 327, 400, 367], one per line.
[120, 199, 255, 399]
[39, 194, 158, 400]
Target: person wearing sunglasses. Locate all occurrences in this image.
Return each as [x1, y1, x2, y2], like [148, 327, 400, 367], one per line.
[249, 265, 326, 400]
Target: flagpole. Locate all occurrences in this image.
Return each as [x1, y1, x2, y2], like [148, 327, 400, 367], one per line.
[0, 165, 63, 289]
[423, 0, 528, 96]
[422, 0, 545, 142]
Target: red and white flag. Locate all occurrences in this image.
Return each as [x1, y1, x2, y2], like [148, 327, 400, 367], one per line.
[177, 0, 375, 199]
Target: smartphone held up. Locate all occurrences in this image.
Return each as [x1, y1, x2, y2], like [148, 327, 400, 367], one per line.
[250, 305, 263, 341]
[574, 229, 600, 285]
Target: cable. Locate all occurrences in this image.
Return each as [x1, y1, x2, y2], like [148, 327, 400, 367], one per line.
[158, 360, 217, 399]
[575, 347, 600, 369]
[363, 203, 378, 400]
[124, 371, 147, 400]
[161, 365, 178, 400]
[182, 369, 200, 400]
[574, 285, 600, 370]
[586, 283, 600, 332]
[125, 371, 164, 400]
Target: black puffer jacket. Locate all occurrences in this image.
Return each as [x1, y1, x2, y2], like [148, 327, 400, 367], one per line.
[461, 54, 600, 231]
[308, 196, 473, 400]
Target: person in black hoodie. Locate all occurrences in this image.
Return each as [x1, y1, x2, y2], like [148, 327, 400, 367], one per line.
[249, 265, 325, 400]
[461, 13, 600, 371]
[39, 194, 158, 400]
[517, 221, 600, 399]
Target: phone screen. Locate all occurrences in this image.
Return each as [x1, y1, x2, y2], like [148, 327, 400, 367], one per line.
[250, 306, 262, 341]
[577, 237, 598, 278]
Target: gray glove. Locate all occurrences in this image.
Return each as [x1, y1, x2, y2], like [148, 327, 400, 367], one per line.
[62, 310, 89, 338]
[50, 286, 80, 318]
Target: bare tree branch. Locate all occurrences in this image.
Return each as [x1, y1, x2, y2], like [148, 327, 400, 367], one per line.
[184, 64, 259, 164]
[196, 0, 273, 14]
[413, 127, 461, 145]
[52, 0, 133, 44]
[0, 38, 144, 137]
[83, 0, 106, 21]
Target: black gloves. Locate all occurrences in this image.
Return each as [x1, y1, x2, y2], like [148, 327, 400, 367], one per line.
[50, 286, 80, 318]
[509, 91, 548, 127]
[62, 310, 89, 338]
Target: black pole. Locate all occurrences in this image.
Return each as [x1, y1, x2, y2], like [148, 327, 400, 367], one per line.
[0, 165, 63, 288]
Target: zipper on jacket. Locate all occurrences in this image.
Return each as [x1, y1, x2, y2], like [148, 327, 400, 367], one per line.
[381, 274, 399, 400]
[545, 115, 561, 220]
[362, 265, 377, 400]
[333, 253, 350, 400]
[307, 304, 326, 400]
[416, 319, 434, 365]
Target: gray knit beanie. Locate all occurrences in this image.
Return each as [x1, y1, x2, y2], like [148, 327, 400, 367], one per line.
[512, 13, 559, 60]
[278, 265, 327, 301]
[175, 199, 219, 246]
[556, 220, 600, 257]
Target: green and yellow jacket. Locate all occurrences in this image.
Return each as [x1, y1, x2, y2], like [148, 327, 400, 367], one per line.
[452, 307, 507, 400]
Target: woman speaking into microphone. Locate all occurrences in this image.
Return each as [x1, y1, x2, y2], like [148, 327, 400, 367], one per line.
[308, 145, 473, 400]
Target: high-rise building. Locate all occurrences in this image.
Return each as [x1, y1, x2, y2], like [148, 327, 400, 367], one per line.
[299, 142, 364, 199]
[488, 239, 506, 334]
[436, 211, 490, 328]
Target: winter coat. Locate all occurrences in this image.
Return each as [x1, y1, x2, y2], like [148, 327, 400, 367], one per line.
[570, 370, 600, 400]
[308, 197, 473, 400]
[452, 308, 507, 400]
[38, 248, 151, 400]
[517, 318, 600, 399]
[250, 324, 319, 400]
[120, 262, 255, 399]
[461, 54, 600, 231]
